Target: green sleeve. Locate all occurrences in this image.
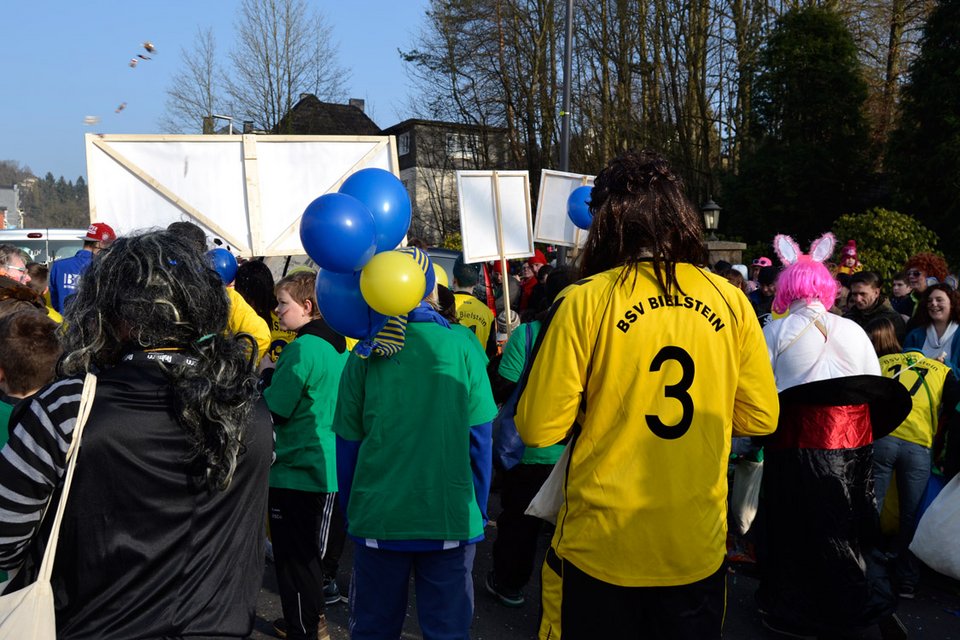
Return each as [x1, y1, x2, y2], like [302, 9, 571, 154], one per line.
[263, 339, 310, 419]
[333, 353, 368, 441]
[497, 325, 529, 383]
[465, 342, 498, 426]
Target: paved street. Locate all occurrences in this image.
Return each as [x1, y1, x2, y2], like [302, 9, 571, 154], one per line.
[251, 495, 960, 640]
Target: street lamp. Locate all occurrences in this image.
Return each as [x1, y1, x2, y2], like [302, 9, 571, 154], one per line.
[701, 198, 721, 241]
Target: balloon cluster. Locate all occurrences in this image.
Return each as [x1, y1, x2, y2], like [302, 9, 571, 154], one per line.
[567, 185, 593, 230]
[300, 168, 428, 339]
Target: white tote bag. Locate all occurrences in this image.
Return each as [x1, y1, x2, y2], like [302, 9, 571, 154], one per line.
[524, 445, 571, 525]
[729, 459, 763, 535]
[909, 473, 960, 581]
[0, 373, 97, 639]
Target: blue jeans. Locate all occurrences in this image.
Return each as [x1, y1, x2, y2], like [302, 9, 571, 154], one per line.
[872, 436, 931, 588]
[349, 543, 476, 640]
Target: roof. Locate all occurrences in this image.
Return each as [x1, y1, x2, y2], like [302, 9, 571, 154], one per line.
[380, 118, 508, 136]
[275, 95, 381, 136]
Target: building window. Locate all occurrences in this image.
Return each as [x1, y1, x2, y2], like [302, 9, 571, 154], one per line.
[445, 132, 480, 159]
[398, 132, 410, 156]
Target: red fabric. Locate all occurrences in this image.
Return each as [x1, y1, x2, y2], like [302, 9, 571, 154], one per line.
[528, 249, 547, 266]
[483, 263, 497, 314]
[769, 404, 873, 451]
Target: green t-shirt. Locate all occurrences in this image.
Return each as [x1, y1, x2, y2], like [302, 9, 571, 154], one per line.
[0, 401, 12, 448]
[451, 322, 488, 363]
[264, 333, 348, 492]
[498, 321, 565, 465]
[334, 322, 497, 541]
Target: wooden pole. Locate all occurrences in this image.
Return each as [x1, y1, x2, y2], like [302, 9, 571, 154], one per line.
[491, 171, 514, 338]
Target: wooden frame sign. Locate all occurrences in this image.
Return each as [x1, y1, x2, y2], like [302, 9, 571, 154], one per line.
[534, 169, 595, 248]
[85, 133, 400, 257]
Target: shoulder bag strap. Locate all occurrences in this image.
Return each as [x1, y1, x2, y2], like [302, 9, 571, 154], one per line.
[36, 372, 98, 583]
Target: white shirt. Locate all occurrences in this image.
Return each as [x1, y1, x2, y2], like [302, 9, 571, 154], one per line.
[763, 300, 880, 392]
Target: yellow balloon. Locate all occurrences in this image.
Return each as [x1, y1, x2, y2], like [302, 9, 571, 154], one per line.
[360, 251, 427, 316]
[433, 263, 450, 288]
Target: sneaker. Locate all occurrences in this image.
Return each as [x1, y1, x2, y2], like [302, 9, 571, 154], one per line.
[898, 584, 916, 599]
[323, 578, 343, 605]
[485, 570, 525, 607]
[272, 618, 288, 639]
[877, 613, 908, 640]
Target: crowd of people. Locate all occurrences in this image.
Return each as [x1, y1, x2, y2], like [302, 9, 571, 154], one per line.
[0, 150, 957, 640]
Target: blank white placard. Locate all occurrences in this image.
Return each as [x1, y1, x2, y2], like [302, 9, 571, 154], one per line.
[534, 169, 594, 248]
[456, 171, 533, 264]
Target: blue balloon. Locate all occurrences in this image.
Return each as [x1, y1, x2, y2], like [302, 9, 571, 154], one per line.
[300, 193, 377, 273]
[315, 269, 388, 339]
[567, 185, 594, 230]
[206, 248, 238, 284]
[339, 168, 412, 253]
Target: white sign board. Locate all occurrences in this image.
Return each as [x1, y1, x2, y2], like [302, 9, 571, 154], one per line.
[456, 170, 533, 264]
[534, 169, 595, 248]
[85, 134, 399, 257]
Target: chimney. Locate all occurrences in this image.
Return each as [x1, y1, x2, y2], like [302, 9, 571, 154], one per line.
[349, 98, 365, 113]
[202, 116, 215, 134]
[243, 121, 254, 134]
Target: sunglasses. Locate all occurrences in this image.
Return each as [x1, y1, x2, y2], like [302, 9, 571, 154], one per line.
[907, 270, 923, 278]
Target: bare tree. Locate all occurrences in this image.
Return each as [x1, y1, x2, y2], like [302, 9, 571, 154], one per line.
[160, 28, 226, 133]
[227, 0, 348, 132]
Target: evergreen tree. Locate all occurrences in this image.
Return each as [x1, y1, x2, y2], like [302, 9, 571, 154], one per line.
[888, 0, 960, 265]
[722, 6, 871, 245]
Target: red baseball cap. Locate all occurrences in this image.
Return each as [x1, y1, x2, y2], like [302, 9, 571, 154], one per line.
[84, 222, 116, 244]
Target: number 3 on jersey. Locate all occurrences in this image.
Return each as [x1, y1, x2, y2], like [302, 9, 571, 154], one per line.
[646, 346, 695, 440]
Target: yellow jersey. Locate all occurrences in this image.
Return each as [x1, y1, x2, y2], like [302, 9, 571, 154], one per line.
[454, 292, 494, 351]
[516, 262, 779, 587]
[879, 352, 952, 447]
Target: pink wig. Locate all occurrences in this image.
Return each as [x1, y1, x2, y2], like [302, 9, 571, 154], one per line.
[771, 233, 839, 314]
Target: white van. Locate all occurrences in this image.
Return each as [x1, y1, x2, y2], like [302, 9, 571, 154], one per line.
[0, 229, 88, 264]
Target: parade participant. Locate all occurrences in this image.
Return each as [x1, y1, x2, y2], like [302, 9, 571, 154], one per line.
[168, 221, 271, 364]
[903, 283, 960, 377]
[0, 244, 32, 287]
[837, 239, 863, 275]
[334, 254, 497, 640]
[24, 262, 63, 322]
[758, 232, 908, 639]
[844, 271, 907, 342]
[452, 254, 497, 357]
[234, 259, 296, 364]
[518, 249, 548, 311]
[867, 318, 959, 600]
[890, 272, 914, 319]
[486, 268, 572, 608]
[0, 231, 272, 638]
[903, 252, 949, 316]
[749, 265, 778, 325]
[48, 222, 115, 313]
[515, 150, 779, 639]
[263, 271, 348, 640]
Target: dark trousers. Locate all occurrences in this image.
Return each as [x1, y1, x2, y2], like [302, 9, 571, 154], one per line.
[560, 556, 727, 640]
[321, 497, 346, 582]
[269, 488, 337, 640]
[492, 463, 553, 590]
[350, 542, 476, 640]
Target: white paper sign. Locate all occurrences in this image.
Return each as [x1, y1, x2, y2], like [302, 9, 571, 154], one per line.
[534, 169, 595, 248]
[456, 170, 533, 264]
[85, 134, 398, 257]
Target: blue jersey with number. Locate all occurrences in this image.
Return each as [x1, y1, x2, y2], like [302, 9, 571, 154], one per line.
[516, 262, 779, 587]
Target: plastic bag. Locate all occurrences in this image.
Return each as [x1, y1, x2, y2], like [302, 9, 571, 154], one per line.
[524, 445, 571, 524]
[909, 473, 960, 580]
[729, 459, 763, 535]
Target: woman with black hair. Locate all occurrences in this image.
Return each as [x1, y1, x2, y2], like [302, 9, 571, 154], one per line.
[0, 230, 272, 638]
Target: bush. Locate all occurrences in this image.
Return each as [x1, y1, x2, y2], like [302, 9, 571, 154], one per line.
[831, 208, 940, 286]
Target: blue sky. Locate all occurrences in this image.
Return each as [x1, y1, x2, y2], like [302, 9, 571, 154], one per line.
[2, 1, 430, 181]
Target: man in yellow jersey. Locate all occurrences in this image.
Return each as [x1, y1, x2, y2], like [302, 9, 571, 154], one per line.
[515, 150, 779, 639]
[453, 255, 497, 358]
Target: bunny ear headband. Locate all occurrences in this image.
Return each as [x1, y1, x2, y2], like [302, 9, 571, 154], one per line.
[773, 232, 836, 266]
